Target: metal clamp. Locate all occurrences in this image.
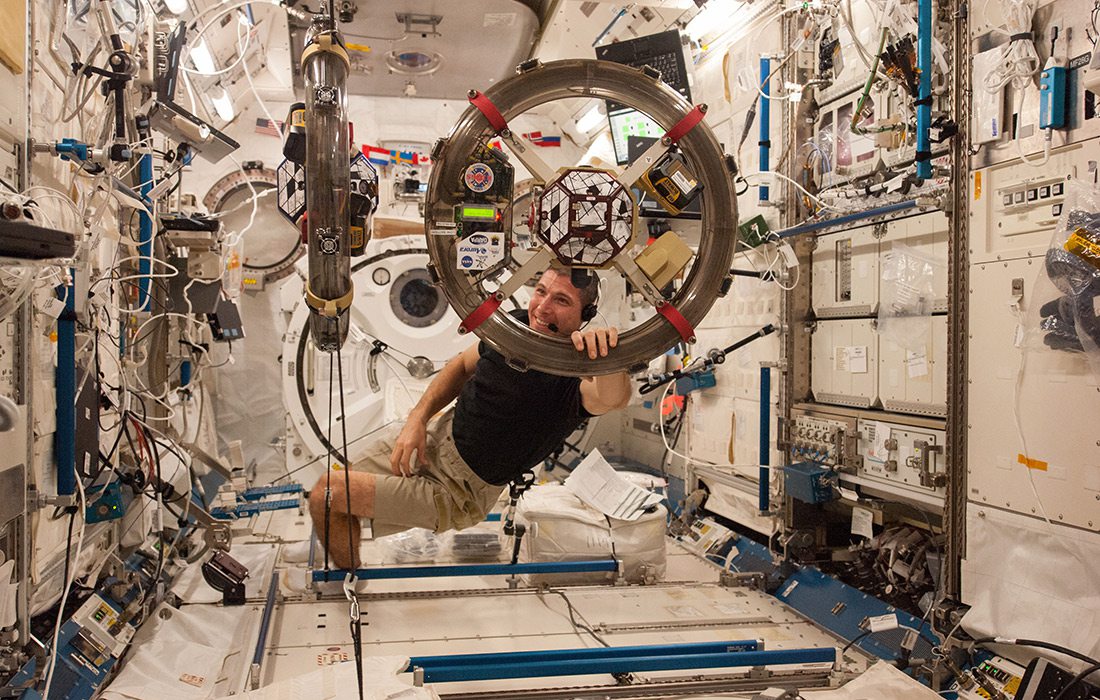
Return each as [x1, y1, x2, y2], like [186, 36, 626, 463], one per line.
[914, 440, 945, 487]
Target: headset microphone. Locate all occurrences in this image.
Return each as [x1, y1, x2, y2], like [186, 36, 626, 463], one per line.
[547, 323, 559, 333]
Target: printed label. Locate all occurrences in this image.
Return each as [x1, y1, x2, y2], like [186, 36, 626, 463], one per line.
[456, 233, 505, 270]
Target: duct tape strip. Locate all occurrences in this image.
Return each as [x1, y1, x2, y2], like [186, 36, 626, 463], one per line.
[468, 91, 509, 134]
[665, 105, 707, 145]
[460, 294, 503, 334]
[305, 284, 355, 318]
[657, 302, 696, 343]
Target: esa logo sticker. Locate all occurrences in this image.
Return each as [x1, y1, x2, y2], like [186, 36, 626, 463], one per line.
[463, 163, 494, 193]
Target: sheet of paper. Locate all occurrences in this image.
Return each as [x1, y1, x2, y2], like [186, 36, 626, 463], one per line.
[0, 560, 17, 628]
[851, 506, 875, 539]
[906, 349, 929, 378]
[564, 449, 663, 521]
[868, 421, 892, 463]
[848, 345, 868, 373]
[835, 346, 849, 372]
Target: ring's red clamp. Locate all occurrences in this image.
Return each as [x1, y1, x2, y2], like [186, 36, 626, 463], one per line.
[468, 90, 509, 134]
[459, 294, 503, 334]
[657, 302, 696, 343]
[665, 104, 707, 145]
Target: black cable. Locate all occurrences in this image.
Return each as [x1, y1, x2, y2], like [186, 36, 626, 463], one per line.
[337, 346, 365, 700]
[1052, 661, 1100, 700]
[971, 638, 1100, 667]
[545, 588, 610, 647]
[842, 630, 872, 655]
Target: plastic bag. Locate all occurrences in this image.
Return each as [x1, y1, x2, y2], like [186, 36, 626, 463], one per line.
[375, 528, 441, 564]
[1028, 179, 1100, 379]
[878, 243, 938, 349]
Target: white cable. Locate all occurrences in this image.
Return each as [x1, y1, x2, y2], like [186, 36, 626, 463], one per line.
[658, 383, 745, 469]
[743, 171, 842, 212]
[1015, 125, 1052, 168]
[982, 0, 1040, 93]
[1011, 340, 1090, 572]
[238, 17, 281, 134]
[41, 478, 88, 700]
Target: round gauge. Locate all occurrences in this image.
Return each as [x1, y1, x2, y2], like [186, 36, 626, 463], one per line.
[203, 167, 303, 282]
[371, 267, 391, 286]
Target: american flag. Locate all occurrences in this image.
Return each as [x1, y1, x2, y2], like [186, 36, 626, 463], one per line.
[254, 118, 285, 137]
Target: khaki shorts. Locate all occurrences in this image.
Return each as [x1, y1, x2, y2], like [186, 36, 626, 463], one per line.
[352, 408, 504, 538]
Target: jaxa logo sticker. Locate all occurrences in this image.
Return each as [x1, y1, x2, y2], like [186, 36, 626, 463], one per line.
[463, 163, 494, 193]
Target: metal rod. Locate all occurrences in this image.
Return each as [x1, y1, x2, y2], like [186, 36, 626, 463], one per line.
[915, 0, 933, 179]
[55, 279, 76, 498]
[774, 200, 918, 238]
[411, 640, 761, 669]
[410, 647, 836, 683]
[759, 56, 771, 203]
[250, 572, 280, 689]
[138, 154, 154, 311]
[312, 559, 620, 582]
[759, 366, 770, 513]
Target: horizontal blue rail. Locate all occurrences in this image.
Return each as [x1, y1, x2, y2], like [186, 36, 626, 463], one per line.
[408, 646, 835, 683]
[775, 200, 919, 239]
[212, 498, 301, 519]
[312, 559, 619, 582]
[411, 640, 760, 669]
[241, 484, 303, 501]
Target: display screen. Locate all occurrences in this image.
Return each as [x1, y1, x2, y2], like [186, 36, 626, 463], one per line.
[461, 205, 497, 221]
[609, 109, 664, 165]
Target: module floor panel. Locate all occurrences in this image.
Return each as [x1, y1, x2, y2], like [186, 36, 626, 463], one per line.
[260, 583, 849, 691]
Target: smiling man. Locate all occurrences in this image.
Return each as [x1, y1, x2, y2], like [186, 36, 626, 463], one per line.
[309, 268, 632, 569]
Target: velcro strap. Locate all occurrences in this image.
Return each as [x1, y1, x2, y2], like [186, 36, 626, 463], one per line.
[914, 96, 934, 106]
[468, 90, 509, 133]
[657, 302, 696, 343]
[915, 150, 933, 162]
[666, 105, 707, 145]
[460, 294, 503, 334]
[1010, 32, 1033, 42]
[305, 284, 355, 318]
[759, 140, 772, 148]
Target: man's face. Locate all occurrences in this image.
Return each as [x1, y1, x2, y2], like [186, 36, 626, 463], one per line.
[528, 269, 584, 337]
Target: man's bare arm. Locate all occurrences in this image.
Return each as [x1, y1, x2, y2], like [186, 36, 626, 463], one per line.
[580, 371, 632, 415]
[390, 344, 479, 475]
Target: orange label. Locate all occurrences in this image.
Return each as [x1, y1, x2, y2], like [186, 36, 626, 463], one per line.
[974, 171, 982, 200]
[1017, 454, 1048, 471]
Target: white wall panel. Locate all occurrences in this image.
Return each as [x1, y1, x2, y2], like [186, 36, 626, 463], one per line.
[967, 258, 1100, 532]
[878, 315, 948, 417]
[811, 319, 879, 408]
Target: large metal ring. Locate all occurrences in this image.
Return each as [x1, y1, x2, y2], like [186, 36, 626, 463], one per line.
[425, 59, 738, 376]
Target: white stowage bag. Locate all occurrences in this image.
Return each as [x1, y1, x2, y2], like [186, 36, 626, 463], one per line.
[515, 483, 666, 585]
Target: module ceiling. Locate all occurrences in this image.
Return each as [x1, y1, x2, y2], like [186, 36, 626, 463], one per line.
[288, 0, 542, 99]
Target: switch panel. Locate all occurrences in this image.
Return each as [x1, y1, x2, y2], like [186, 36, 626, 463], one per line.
[810, 318, 879, 409]
[789, 407, 858, 469]
[856, 419, 946, 502]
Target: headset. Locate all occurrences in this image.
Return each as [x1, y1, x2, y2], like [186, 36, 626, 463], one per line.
[572, 268, 600, 323]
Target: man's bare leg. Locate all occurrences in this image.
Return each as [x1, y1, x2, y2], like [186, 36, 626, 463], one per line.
[308, 470, 377, 570]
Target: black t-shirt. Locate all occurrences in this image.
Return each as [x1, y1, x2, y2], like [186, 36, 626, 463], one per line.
[452, 310, 593, 486]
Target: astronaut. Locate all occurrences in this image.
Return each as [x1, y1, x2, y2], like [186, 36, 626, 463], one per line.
[309, 267, 632, 568]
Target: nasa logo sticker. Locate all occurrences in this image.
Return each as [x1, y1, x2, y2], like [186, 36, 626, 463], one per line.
[460, 255, 475, 268]
[463, 163, 494, 193]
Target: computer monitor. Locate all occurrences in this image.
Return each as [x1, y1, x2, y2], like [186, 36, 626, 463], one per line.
[609, 110, 664, 166]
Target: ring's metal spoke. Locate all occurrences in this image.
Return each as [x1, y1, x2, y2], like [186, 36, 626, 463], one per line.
[617, 138, 672, 196]
[501, 130, 557, 184]
[612, 253, 666, 306]
[498, 246, 556, 299]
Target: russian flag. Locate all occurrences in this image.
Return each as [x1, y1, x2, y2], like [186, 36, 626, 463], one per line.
[523, 131, 562, 147]
[362, 145, 390, 166]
